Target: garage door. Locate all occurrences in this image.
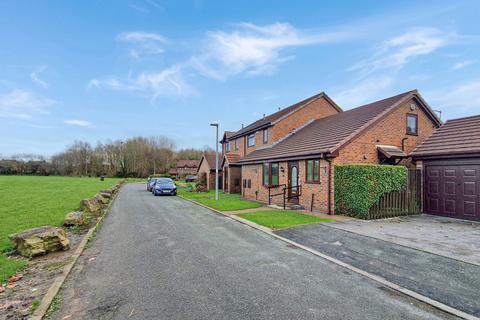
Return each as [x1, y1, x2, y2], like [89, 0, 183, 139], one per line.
[425, 163, 480, 221]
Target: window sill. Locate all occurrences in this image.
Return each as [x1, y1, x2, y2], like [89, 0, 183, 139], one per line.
[406, 132, 418, 136]
[305, 181, 321, 184]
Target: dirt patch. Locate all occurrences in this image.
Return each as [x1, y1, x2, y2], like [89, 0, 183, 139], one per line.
[0, 227, 88, 320]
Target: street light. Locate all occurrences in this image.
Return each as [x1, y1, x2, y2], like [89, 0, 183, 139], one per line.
[210, 122, 219, 201]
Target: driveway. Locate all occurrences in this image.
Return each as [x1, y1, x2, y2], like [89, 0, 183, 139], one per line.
[275, 223, 480, 317]
[326, 215, 480, 265]
[52, 183, 455, 320]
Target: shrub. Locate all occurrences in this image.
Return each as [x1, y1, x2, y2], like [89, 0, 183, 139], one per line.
[334, 164, 407, 219]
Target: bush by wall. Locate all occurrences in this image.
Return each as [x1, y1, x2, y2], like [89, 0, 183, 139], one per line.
[334, 164, 407, 219]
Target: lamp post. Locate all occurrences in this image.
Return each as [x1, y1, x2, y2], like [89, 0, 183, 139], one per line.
[210, 122, 219, 201]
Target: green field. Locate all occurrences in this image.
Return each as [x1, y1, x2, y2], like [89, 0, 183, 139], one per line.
[0, 176, 118, 282]
[238, 210, 333, 229]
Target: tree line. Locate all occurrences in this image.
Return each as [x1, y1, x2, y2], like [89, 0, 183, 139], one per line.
[0, 136, 211, 178]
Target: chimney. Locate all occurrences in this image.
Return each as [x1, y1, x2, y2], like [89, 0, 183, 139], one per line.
[241, 124, 244, 129]
[263, 114, 265, 119]
[278, 107, 281, 111]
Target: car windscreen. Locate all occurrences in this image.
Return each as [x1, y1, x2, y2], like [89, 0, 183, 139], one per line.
[157, 178, 173, 185]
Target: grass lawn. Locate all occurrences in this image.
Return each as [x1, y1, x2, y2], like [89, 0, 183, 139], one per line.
[238, 210, 333, 229]
[196, 198, 262, 211]
[0, 175, 118, 282]
[177, 188, 241, 200]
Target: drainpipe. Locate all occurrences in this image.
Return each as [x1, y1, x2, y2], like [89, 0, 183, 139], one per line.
[326, 158, 333, 215]
[401, 137, 408, 151]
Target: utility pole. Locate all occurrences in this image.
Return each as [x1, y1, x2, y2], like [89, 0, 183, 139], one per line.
[210, 122, 219, 201]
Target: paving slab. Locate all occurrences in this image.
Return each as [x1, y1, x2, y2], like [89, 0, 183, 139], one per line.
[326, 215, 480, 265]
[275, 223, 480, 317]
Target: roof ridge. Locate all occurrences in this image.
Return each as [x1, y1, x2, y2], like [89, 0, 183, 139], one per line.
[445, 114, 480, 123]
[329, 90, 415, 153]
[230, 91, 337, 139]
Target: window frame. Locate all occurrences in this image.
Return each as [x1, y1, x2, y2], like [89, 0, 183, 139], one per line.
[225, 141, 230, 153]
[262, 162, 280, 187]
[263, 128, 269, 144]
[234, 138, 239, 150]
[247, 133, 255, 147]
[305, 159, 320, 183]
[406, 113, 418, 136]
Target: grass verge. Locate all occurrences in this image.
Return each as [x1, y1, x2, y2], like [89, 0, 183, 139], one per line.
[238, 210, 333, 229]
[0, 175, 118, 282]
[196, 198, 262, 211]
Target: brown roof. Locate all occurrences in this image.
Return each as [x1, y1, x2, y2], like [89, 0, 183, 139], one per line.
[229, 92, 341, 139]
[412, 115, 480, 158]
[199, 153, 221, 171]
[176, 159, 200, 168]
[220, 131, 235, 143]
[223, 153, 241, 166]
[239, 90, 440, 164]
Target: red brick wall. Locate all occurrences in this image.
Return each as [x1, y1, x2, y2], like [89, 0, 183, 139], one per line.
[335, 98, 438, 166]
[271, 96, 340, 142]
[242, 160, 332, 213]
[224, 96, 340, 159]
[242, 163, 288, 205]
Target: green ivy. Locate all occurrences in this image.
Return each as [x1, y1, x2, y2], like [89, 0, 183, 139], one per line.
[334, 164, 407, 219]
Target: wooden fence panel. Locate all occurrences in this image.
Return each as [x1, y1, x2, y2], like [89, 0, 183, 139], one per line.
[367, 169, 421, 220]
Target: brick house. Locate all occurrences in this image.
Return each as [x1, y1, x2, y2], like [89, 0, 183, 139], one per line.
[220, 92, 342, 193]
[170, 159, 200, 179]
[197, 153, 223, 190]
[237, 90, 441, 213]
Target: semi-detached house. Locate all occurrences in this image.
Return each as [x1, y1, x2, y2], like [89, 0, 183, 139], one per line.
[221, 90, 441, 214]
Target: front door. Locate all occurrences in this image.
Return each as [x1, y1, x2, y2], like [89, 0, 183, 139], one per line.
[288, 161, 300, 204]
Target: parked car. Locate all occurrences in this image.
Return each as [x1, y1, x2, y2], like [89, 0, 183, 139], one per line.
[147, 177, 158, 192]
[153, 178, 177, 196]
[185, 175, 197, 183]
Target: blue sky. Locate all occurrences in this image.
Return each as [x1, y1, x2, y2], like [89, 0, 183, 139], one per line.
[1, 0, 480, 156]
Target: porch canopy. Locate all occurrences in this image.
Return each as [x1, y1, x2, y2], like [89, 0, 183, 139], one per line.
[377, 145, 407, 163]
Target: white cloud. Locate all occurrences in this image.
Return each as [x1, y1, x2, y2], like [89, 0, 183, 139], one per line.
[89, 65, 190, 101]
[333, 76, 395, 108]
[116, 31, 167, 58]
[350, 28, 450, 77]
[452, 60, 475, 70]
[0, 89, 56, 119]
[191, 22, 348, 80]
[65, 119, 94, 127]
[430, 80, 480, 111]
[30, 66, 48, 89]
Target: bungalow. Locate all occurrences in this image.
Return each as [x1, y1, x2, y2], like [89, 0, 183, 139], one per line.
[197, 153, 223, 190]
[220, 92, 342, 193]
[236, 90, 441, 213]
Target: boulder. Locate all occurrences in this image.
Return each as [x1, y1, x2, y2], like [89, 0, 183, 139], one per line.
[95, 193, 109, 205]
[99, 192, 111, 199]
[9, 226, 70, 257]
[100, 188, 114, 196]
[64, 211, 85, 226]
[80, 197, 101, 213]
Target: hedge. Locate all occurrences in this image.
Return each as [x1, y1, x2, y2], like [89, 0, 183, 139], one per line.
[334, 164, 407, 219]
